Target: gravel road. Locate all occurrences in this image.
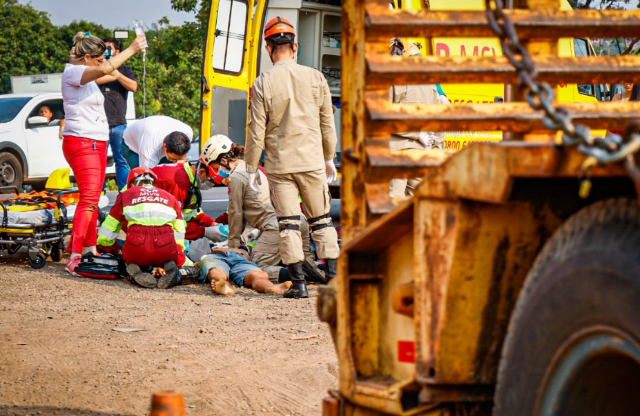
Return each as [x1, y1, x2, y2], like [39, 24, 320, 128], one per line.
[0, 255, 337, 416]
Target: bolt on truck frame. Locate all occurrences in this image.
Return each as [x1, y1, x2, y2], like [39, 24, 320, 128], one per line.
[313, 1, 640, 416]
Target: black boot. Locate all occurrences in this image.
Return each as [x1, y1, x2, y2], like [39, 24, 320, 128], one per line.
[324, 258, 338, 283]
[283, 261, 309, 299]
[178, 266, 199, 285]
[302, 259, 326, 284]
[126, 263, 157, 289]
[157, 261, 180, 289]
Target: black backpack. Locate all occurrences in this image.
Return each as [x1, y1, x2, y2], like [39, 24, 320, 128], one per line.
[183, 160, 202, 210]
[74, 253, 126, 280]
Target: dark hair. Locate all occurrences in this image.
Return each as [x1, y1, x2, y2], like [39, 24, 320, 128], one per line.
[217, 143, 245, 162]
[164, 131, 191, 156]
[102, 37, 122, 52]
[631, 85, 640, 102]
[230, 143, 244, 158]
[266, 34, 295, 52]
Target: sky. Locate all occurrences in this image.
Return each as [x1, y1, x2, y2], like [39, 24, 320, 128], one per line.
[17, 0, 196, 29]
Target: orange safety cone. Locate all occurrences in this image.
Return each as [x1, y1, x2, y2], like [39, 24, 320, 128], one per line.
[149, 391, 187, 416]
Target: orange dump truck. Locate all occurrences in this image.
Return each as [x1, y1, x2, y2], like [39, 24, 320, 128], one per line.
[312, 1, 640, 416]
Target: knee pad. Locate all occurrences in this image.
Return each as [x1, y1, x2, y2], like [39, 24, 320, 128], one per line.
[278, 215, 300, 232]
[308, 213, 333, 232]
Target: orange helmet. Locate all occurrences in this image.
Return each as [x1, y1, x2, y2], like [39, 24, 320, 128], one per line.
[127, 167, 157, 188]
[264, 16, 296, 40]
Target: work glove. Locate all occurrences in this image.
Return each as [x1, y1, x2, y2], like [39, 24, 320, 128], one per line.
[418, 131, 437, 148]
[439, 95, 452, 105]
[248, 172, 261, 194]
[204, 224, 229, 242]
[241, 228, 261, 244]
[325, 160, 337, 184]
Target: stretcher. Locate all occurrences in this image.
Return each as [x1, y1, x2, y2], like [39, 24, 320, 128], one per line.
[0, 186, 78, 269]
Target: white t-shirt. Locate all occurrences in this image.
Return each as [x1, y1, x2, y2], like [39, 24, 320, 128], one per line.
[61, 64, 109, 141]
[123, 115, 194, 168]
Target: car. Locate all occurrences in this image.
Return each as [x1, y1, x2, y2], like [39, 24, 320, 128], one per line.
[186, 135, 201, 162]
[0, 92, 116, 191]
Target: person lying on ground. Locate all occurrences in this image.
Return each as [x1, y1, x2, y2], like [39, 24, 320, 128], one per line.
[97, 167, 196, 289]
[150, 131, 224, 241]
[200, 134, 326, 285]
[197, 247, 292, 296]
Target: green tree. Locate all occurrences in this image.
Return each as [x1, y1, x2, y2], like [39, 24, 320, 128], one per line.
[0, 0, 67, 93]
[0, 0, 208, 138]
[129, 0, 208, 136]
[55, 20, 112, 49]
[569, 0, 631, 9]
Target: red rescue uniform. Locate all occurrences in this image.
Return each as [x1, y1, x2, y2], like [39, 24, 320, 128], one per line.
[97, 185, 189, 267]
[152, 163, 215, 240]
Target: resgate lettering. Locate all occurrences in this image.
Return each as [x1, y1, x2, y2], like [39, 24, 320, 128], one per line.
[132, 196, 170, 205]
[132, 188, 169, 205]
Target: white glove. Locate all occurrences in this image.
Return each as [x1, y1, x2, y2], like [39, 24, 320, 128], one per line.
[204, 224, 229, 242]
[248, 172, 261, 194]
[418, 132, 436, 148]
[439, 95, 451, 105]
[325, 160, 337, 184]
[241, 228, 261, 244]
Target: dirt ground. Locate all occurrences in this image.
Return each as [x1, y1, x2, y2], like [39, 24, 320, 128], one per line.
[0, 254, 337, 416]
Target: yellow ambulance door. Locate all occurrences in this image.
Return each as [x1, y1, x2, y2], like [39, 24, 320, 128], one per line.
[201, 0, 262, 148]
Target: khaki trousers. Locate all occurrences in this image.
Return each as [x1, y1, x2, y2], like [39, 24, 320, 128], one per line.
[251, 217, 316, 282]
[389, 177, 423, 198]
[268, 169, 340, 264]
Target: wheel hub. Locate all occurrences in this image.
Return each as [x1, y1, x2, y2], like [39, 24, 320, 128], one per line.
[0, 161, 16, 186]
[537, 326, 640, 416]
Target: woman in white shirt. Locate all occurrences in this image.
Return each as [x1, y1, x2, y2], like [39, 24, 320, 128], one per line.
[62, 31, 146, 273]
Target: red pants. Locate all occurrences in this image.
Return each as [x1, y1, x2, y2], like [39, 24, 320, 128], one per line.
[62, 136, 107, 254]
[123, 225, 186, 268]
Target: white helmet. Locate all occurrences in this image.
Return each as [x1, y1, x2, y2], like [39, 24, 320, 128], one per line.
[201, 134, 233, 165]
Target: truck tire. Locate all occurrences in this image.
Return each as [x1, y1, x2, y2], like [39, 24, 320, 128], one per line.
[494, 198, 640, 416]
[0, 152, 23, 190]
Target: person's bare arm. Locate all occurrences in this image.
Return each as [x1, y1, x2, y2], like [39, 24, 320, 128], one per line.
[78, 35, 146, 85]
[94, 70, 136, 93]
[117, 73, 137, 92]
[95, 71, 121, 85]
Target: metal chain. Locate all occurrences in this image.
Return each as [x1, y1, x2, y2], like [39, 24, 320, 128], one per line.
[484, 0, 640, 193]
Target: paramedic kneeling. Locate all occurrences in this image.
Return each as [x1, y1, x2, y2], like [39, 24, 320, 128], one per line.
[97, 167, 194, 289]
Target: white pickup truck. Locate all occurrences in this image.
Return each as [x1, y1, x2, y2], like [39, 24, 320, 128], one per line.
[0, 73, 135, 190]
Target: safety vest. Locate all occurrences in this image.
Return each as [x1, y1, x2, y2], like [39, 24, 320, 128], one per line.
[152, 162, 196, 211]
[97, 185, 187, 252]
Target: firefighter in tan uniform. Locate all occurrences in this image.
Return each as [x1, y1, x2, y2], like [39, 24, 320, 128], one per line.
[200, 135, 325, 284]
[389, 41, 443, 198]
[245, 17, 340, 299]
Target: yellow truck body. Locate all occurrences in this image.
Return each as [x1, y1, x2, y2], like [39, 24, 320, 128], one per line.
[315, 1, 640, 416]
[200, 0, 606, 155]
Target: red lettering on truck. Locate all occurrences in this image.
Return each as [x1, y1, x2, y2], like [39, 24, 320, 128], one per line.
[436, 42, 450, 57]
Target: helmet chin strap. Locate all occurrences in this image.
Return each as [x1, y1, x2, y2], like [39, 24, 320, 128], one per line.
[217, 154, 233, 171]
[268, 35, 295, 63]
